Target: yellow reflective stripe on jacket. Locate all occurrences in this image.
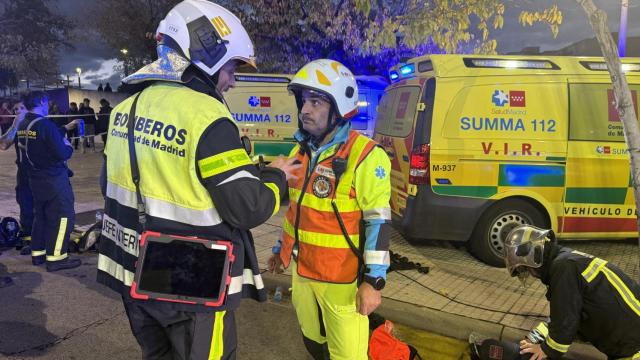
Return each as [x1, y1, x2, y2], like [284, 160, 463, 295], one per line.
[546, 336, 570, 353]
[618, 352, 640, 360]
[581, 257, 608, 283]
[534, 322, 549, 338]
[106, 181, 223, 226]
[264, 182, 280, 217]
[283, 218, 358, 248]
[601, 266, 640, 316]
[198, 148, 253, 179]
[98, 254, 134, 286]
[208, 311, 226, 360]
[289, 187, 360, 212]
[335, 135, 371, 199]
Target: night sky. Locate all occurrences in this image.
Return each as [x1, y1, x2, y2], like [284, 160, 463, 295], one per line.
[49, 0, 640, 91]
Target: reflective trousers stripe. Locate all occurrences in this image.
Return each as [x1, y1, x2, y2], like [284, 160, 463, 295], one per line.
[208, 311, 226, 360]
[53, 217, 68, 257]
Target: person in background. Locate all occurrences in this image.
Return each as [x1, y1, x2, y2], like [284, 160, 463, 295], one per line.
[97, 98, 112, 146]
[97, 83, 104, 92]
[103, 83, 112, 92]
[15, 91, 80, 272]
[66, 102, 80, 149]
[80, 98, 96, 151]
[0, 101, 32, 255]
[0, 101, 12, 134]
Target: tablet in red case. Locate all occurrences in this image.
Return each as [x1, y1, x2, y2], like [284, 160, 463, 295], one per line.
[130, 231, 234, 307]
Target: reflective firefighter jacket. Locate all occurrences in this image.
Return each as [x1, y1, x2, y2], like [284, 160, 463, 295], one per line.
[280, 127, 391, 283]
[539, 246, 640, 358]
[97, 82, 286, 312]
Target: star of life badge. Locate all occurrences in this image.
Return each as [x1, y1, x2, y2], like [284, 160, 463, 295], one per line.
[312, 175, 332, 198]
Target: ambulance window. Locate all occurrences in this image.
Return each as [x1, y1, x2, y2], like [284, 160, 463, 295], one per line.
[374, 86, 421, 138]
[569, 83, 638, 142]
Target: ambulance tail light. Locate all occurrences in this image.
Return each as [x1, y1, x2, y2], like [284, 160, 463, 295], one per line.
[409, 144, 430, 185]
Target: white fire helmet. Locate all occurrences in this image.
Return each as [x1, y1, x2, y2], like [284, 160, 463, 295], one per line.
[288, 59, 359, 119]
[156, 0, 256, 76]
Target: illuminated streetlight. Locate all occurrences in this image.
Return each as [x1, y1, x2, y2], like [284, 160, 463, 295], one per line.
[76, 67, 82, 89]
[121, 48, 129, 76]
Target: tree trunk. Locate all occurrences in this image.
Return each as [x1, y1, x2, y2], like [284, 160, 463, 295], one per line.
[577, 0, 640, 275]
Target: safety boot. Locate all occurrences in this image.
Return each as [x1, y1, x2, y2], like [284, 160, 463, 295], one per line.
[46, 257, 81, 272]
[32, 255, 45, 266]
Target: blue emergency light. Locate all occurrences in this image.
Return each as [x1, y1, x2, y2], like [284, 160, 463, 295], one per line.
[389, 71, 399, 81]
[400, 64, 415, 76]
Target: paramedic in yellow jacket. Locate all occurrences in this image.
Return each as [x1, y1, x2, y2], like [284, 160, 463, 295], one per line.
[268, 59, 392, 360]
[97, 1, 299, 359]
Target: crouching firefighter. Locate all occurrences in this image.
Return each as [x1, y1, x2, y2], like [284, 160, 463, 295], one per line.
[97, 1, 298, 359]
[472, 225, 640, 360]
[268, 59, 392, 360]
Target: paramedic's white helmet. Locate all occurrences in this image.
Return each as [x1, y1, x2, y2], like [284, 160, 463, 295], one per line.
[156, 0, 256, 76]
[288, 59, 359, 119]
[504, 225, 554, 277]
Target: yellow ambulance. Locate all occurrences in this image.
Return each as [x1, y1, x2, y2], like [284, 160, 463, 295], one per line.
[225, 73, 298, 162]
[374, 54, 639, 266]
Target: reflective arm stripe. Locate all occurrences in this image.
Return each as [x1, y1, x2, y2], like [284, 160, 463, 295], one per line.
[32, 250, 46, 256]
[546, 336, 570, 353]
[581, 258, 608, 283]
[198, 149, 253, 179]
[107, 181, 223, 226]
[98, 254, 134, 286]
[601, 266, 640, 316]
[227, 269, 265, 295]
[264, 182, 280, 217]
[365, 250, 390, 265]
[534, 322, 549, 337]
[363, 207, 391, 221]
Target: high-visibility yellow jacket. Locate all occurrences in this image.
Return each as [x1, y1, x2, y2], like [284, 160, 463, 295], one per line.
[280, 127, 391, 283]
[98, 82, 285, 311]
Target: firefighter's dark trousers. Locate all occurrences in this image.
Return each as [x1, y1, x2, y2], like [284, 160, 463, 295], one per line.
[30, 176, 74, 263]
[15, 168, 33, 240]
[123, 297, 237, 360]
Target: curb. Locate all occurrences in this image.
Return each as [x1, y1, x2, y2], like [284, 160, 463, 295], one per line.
[261, 273, 606, 360]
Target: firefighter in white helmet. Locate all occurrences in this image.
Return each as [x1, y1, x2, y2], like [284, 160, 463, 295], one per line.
[97, 1, 299, 358]
[268, 59, 392, 360]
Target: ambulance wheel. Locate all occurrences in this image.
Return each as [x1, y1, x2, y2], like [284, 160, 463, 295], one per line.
[470, 199, 547, 267]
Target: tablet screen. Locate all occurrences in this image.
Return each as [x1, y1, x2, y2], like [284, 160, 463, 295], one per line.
[138, 239, 228, 299]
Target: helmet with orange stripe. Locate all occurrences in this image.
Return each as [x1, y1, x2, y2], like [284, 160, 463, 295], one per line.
[288, 59, 358, 142]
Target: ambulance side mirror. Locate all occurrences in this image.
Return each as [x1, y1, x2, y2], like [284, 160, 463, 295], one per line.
[241, 136, 252, 156]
